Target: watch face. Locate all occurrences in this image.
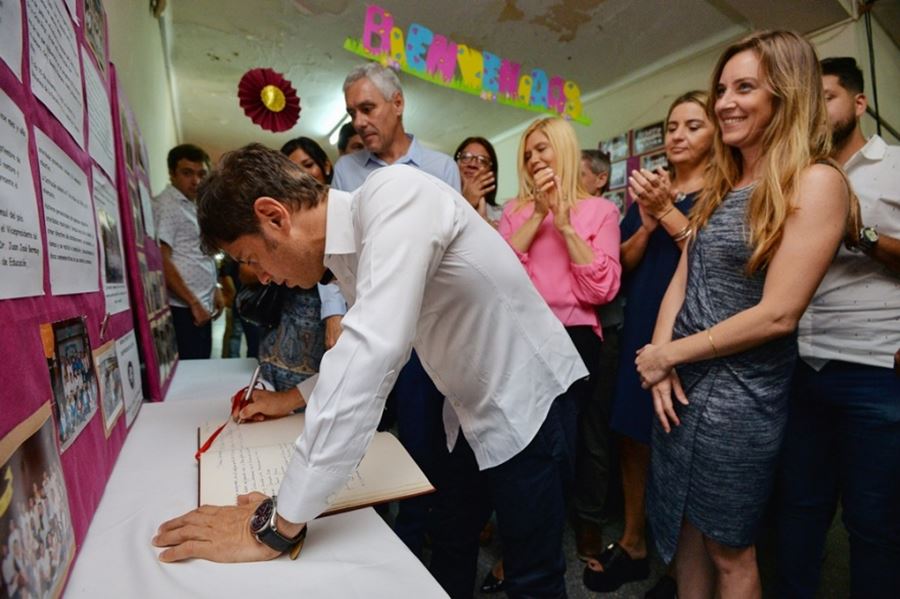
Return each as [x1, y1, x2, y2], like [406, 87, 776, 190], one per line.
[250, 498, 274, 534]
[863, 228, 879, 242]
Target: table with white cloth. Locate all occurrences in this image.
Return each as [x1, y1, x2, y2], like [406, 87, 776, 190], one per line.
[64, 358, 448, 598]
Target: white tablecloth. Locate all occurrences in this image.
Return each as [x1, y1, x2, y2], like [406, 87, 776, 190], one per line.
[164, 357, 259, 402]
[64, 360, 447, 598]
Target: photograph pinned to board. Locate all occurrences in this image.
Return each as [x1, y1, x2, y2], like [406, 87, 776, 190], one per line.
[127, 181, 144, 247]
[93, 166, 129, 314]
[640, 150, 669, 173]
[137, 180, 155, 239]
[40, 316, 98, 452]
[0, 403, 76, 599]
[633, 121, 665, 155]
[600, 133, 630, 163]
[82, 0, 107, 77]
[115, 329, 143, 427]
[609, 160, 628, 190]
[606, 189, 627, 217]
[119, 106, 133, 174]
[93, 340, 124, 436]
[151, 312, 177, 384]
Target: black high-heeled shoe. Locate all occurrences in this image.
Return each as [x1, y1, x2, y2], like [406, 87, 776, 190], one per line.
[582, 542, 649, 592]
[480, 570, 506, 594]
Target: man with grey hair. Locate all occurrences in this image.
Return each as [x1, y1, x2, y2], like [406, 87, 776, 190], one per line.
[331, 62, 460, 190]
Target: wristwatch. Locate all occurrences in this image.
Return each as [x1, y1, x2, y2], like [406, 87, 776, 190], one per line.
[250, 496, 307, 558]
[859, 226, 879, 254]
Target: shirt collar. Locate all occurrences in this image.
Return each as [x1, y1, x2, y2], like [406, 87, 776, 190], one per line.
[846, 135, 887, 169]
[357, 134, 422, 168]
[166, 184, 192, 205]
[324, 188, 355, 256]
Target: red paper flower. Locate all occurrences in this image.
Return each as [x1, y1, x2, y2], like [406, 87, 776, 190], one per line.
[237, 68, 301, 133]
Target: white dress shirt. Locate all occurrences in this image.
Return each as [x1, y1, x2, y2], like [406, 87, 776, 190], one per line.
[798, 135, 900, 369]
[277, 165, 587, 524]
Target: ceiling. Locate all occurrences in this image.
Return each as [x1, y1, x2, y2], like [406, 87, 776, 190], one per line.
[164, 0, 855, 160]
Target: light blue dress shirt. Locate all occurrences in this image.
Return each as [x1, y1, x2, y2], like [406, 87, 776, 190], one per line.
[319, 135, 461, 319]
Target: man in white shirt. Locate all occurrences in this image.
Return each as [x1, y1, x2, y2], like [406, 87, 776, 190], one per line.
[154, 144, 587, 598]
[154, 144, 224, 359]
[776, 57, 900, 598]
[327, 63, 463, 558]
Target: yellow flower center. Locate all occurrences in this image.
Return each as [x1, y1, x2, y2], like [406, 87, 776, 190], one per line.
[260, 85, 286, 112]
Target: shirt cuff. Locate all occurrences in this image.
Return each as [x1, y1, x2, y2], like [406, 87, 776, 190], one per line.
[318, 283, 348, 319]
[277, 451, 349, 524]
[297, 374, 317, 407]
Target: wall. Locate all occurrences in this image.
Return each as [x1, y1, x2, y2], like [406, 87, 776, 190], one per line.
[492, 17, 899, 202]
[105, 0, 179, 195]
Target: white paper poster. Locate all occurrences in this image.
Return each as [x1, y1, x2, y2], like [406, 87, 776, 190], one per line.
[63, 0, 76, 22]
[137, 180, 155, 239]
[0, 89, 43, 299]
[36, 128, 98, 295]
[27, 0, 84, 148]
[116, 329, 143, 427]
[0, 0, 23, 80]
[93, 166, 128, 313]
[84, 51, 115, 180]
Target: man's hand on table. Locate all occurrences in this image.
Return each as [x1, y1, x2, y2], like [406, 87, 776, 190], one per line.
[233, 387, 305, 422]
[154, 492, 280, 563]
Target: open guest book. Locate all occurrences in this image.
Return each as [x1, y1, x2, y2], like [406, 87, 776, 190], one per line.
[198, 414, 435, 515]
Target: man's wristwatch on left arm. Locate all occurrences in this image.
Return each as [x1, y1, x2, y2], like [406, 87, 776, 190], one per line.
[250, 496, 307, 559]
[859, 225, 879, 254]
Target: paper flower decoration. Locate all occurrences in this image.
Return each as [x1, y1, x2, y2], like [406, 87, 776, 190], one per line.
[237, 68, 301, 133]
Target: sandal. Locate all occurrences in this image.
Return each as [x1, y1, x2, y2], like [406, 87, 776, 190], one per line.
[479, 570, 506, 594]
[582, 542, 650, 592]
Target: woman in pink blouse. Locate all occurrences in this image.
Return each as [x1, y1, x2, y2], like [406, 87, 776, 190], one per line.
[500, 116, 621, 352]
[484, 117, 620, 592]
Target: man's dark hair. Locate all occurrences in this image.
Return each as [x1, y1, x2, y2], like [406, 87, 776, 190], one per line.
[582, 149, 611, 193]
[167, 144, 210, 172]
[280, 136, 333, 184]
[196, 143, 324, 255]
[820, 57, 864, 94]
[337, 122, 359, 153]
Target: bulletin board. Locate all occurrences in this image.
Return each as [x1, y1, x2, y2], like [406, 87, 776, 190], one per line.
[599, 121, 667, 216]
[0, 1, 176, 595]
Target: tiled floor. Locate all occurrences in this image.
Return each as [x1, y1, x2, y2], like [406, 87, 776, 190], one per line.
[471, 512, 851, 598]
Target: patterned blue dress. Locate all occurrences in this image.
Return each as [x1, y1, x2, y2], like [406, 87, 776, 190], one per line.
[647, 185, 797, 562]
[258, 287, 326, 392]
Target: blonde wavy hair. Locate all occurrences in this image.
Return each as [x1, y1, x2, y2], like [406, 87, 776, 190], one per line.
[692, 30, 860, 273]
[515, 117, 589, 212]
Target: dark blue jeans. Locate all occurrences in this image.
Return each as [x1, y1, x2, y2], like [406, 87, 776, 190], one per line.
[429, 392, 577, 599]
[775, 360, 900, 598]
[170, 305, 212, 359]
[392, 351, 446, 557]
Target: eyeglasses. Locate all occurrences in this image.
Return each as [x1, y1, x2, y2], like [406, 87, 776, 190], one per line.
[456, 152, 492, 167]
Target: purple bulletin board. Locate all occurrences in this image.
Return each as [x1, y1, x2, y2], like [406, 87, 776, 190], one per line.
[110, 66, 178, 403]
[0, 0, 173, 593]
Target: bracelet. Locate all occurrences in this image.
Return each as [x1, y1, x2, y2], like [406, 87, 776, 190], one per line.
[672, 225, 693, 242]
[706, 327, 719, 357]
[657, 204, 675, 222]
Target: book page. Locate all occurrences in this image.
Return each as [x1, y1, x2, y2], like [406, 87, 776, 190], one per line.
[200, 413, 304, 451]
[199, 417, 434, 515]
